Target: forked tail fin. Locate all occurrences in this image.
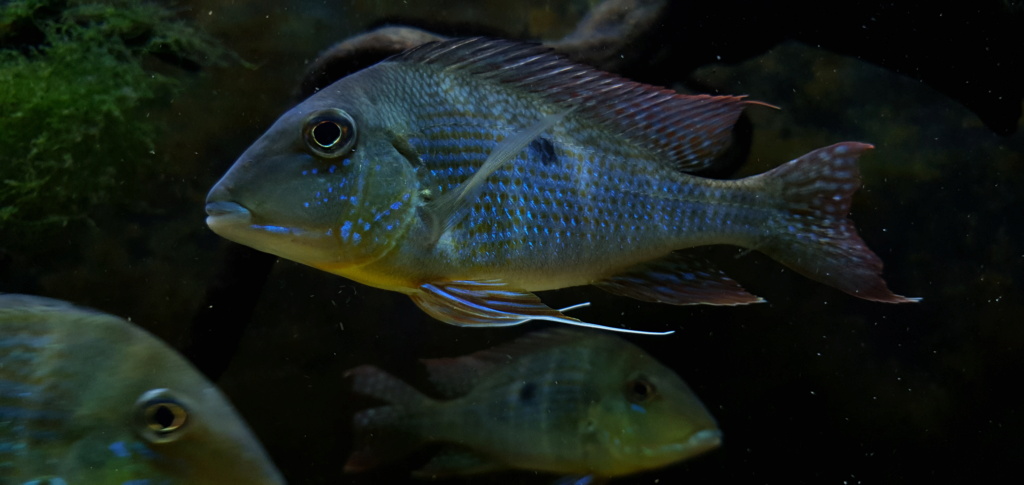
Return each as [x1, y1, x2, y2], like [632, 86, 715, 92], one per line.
[344, 365, 436, 473]
[756, 142, 918, 303]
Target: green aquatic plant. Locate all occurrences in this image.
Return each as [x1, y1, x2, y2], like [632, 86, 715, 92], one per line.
[0, 0, 233, 229]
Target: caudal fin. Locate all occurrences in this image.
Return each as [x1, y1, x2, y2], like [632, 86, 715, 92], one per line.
[757, 142, 918, 303]
[344, 365, 435, 473]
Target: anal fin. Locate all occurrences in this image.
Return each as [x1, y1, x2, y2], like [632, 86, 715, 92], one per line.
[594, 252, 763, 305]
[410, 280, 673, 335]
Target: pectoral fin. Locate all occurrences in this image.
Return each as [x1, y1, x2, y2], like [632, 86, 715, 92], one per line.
[410, 280, 673, 335]
[594, 252, 764, 305]
[424, 109, 570, 242]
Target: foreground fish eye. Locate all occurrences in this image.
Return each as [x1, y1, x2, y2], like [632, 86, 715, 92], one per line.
[303, 108, 357, 157]
[625, 377, 657, 404]
[134, 388, 190, 443]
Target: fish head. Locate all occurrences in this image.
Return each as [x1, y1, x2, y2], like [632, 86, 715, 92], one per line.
[115, 385, 287, 484]
[104, 318, 287, 484]
[0, 295, 285, 484]
[68, 385, 286, 484]
[585, 343, 721, 476]
[82, 318, 287, 484]
[206, 79, 420, 274]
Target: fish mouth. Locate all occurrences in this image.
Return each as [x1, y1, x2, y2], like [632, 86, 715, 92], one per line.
[686, 428, 723, 452]
[205, 201, 252, 228]
[646, 428, 722, 459]
[205, 200, 308, 239]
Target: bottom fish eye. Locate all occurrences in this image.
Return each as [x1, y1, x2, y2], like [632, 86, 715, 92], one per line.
[147, 402, 187, 431]
[134, 388, 190, 443]
[625, 377, 657, 404]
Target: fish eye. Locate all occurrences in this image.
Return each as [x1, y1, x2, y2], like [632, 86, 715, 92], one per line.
[625, 377, 657, 404]
[134, 388, 190, 444]
[303, 108, 357, 157]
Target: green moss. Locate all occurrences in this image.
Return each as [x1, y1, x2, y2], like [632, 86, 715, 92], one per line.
[0, 0, 234, 230]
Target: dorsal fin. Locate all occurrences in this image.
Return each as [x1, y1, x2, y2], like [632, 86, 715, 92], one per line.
[387, 37, 755, 172]
[420, 328, 598, 399]
[463, 327, 592, 369]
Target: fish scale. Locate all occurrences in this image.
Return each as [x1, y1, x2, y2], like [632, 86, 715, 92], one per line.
[451, 349, 596, 463]
[0, 324, 74, 477]
[412, 115, 762, 272]
[394, 73, 770, 271]
[206, 37, 916, 333]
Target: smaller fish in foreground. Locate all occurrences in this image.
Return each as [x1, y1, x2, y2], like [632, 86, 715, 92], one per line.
[0, 294, 285, 485]
[344, 328, 720, 479]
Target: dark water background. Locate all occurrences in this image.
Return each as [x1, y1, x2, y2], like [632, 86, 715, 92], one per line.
[2, 0, 1022, 483]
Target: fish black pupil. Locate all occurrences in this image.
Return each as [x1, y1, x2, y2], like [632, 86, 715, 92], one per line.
[312, 120, 343, 148]
[152, 404, 177, 430]
[145, 401, 187, 433]
[627, 378, 655, 403]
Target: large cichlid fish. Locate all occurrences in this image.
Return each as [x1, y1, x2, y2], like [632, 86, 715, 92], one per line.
[344, 328, 721, 478]
[205, 37, 916, 334]
[0, 294, 285, 485]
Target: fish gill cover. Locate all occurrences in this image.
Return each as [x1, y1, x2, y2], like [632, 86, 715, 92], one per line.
[0, 0, 235, 233]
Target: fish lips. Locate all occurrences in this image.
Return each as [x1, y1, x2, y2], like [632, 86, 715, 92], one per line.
[205, 181, 255, 230]
[685, 428, 723, 454]
[205, 198, 310, 239]
[205, 200, 252, 229]
[205, 191, 314, 258]
[646, 428, 723, 462]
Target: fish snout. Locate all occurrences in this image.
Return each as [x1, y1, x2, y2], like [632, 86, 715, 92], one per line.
[205, 182, 252, 230]
[205, 199, 252, 233]
[205, 181, 234, 206]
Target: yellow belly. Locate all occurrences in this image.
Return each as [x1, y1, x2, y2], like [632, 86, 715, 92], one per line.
[311, 260, 421, 294]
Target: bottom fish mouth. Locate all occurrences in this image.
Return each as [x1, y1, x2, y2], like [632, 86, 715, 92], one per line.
[686, 428, 723, 452]
[647, 428, 722, 459]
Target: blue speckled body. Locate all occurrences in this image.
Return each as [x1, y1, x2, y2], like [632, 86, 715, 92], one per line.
[343, 60, 767, 292]
[206, 38, 912, 329]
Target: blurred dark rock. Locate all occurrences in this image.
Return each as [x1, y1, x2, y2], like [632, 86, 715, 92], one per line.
[547, 0, 667, 73]
[299, 26, 445, 99]
[302, 0, 1023, 136]
[649, 0, 1024, 136]
[299, 0, 668, 98]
